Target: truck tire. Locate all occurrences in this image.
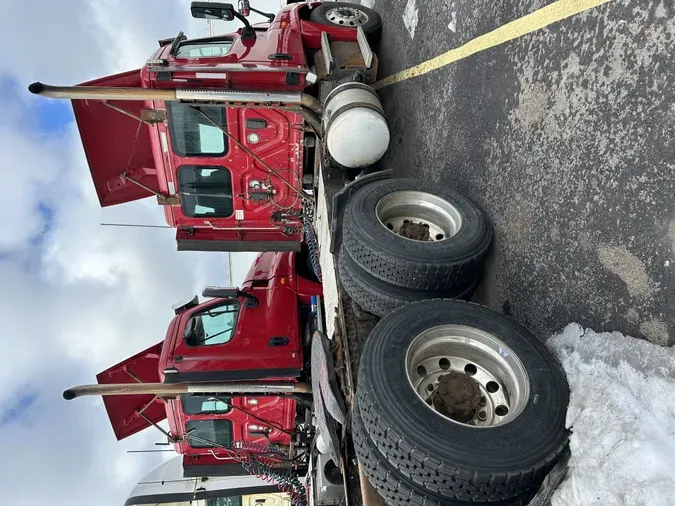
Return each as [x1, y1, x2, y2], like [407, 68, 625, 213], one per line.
[309, 2, 382, 44]
[356, 300, 569, 502]
[338, 249, 476, 317]
[351, 397, 536, 506]
[342, 179, 492, 291]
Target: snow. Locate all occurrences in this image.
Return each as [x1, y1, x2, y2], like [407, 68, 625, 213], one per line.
[402, 0, 418, 40]
[547, 324, 675, 506]
[316, 165, 339, 341]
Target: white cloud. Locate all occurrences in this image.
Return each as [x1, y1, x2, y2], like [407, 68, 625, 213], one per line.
[0, 1, 278, 504]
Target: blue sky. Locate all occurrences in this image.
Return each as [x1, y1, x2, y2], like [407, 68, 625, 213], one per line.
[35, 100, 73, 133]
[0, 1, 274, 504]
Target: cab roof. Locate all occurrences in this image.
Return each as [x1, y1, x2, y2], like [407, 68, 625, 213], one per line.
[96, 342, 166, 440]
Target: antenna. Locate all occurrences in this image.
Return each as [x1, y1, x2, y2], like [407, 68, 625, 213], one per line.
[207, 0, 215, 36]
[127, 449, 176, 453]
[101, 223, 172, 229]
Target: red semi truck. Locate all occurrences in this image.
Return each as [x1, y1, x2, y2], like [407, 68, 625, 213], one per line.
[30, 0, 387, 252]
[94, 250, 321, 476]
[41, 2, 571, 506]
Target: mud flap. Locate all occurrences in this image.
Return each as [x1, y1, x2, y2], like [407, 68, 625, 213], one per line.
[311, 329, 347, 464]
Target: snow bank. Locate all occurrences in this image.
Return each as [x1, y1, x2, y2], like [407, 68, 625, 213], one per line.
[547, 324, 675, 506]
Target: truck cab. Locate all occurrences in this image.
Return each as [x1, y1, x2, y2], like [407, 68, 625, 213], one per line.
[96, 251, 321, 468]
[49, 1, 379, 252]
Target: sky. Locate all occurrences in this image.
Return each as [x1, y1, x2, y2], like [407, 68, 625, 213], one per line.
[0, 1, 277, 504]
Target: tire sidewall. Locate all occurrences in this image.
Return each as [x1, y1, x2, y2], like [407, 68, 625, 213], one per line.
[358, 300, 569, 473]
[345, 178, 491, 265]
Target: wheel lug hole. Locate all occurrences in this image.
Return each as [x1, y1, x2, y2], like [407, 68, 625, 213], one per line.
[464, 363, 477, 376]
[417, 365, 427, 377]
[486, 381, 499, 393]
[495, 405, 509, 416]
[439, 358, 450, 370]
[435, 233, 444, 240]
[386, 223, 393, 230]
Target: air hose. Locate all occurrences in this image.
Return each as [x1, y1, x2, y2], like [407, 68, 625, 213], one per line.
[303, 217, 322, 283]
[241, 458, 307, 506]
[215, 441, 307, 506]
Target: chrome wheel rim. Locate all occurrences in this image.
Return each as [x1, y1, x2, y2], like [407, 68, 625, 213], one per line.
[325, 7, 369, 26]
[375, 190, 462, 242]
[406, 325, 530, 427]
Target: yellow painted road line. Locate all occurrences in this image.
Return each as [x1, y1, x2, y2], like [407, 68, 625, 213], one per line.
[374, 0, 614, 89]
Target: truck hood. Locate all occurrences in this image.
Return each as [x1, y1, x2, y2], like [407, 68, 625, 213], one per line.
[72, 69, 158, 207]
[96, 342, 166, 440]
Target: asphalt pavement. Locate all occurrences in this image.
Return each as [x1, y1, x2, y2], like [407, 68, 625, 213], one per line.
[359, 0, 674, 344]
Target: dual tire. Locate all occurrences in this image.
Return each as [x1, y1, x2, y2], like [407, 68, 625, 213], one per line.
[338, 178, 492, 317]
[352, 300, 570, 505]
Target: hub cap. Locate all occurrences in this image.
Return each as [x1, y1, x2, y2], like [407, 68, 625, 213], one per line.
[325, 7, 369, 26]
[406, 325, 530, 427]
[376, 190, 462, 242]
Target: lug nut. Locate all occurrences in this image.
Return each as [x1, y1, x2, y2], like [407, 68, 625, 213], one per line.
[479, 396, 486, 406]
[478, 411, 487, 421]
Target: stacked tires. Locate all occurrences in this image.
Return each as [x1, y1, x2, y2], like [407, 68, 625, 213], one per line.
[337, 178, 570, 504]
[338, 178, 492, 317]
[352, 300, 570, 505]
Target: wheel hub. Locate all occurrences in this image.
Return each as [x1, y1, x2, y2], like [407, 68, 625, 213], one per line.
[405, 325, 530, 428]
[399, 221, 431, 241]
[376, 190, 462, 242]
[433, 372, 481, 423]
[326, 7, 369, 26]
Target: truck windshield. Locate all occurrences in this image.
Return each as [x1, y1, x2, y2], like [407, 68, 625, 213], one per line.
[185, 301, 239, 346]
[175, 41, 234, 58]
[186, 419, 233, 448]
[181, 393, 232, 414]
[177, 165, 233, 217]
[167, 103, 228, 156]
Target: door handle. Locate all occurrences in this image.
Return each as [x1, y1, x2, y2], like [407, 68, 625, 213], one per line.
[268, 336, 290, 347]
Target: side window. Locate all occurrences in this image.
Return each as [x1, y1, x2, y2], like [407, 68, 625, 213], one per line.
[166, 103, 228, 156]
[177, 166, 234, 218]
[184, 300, 239, 346]
[186, 419, 233, 448]
[182, 394, 232, 414]
[175, 41, 234, 58]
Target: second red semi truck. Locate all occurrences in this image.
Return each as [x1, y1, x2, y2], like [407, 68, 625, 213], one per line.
[95, 250, 321, 476]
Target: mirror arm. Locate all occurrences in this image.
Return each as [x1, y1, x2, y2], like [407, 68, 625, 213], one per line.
[202, 287, 258, 307]
[231, 11, 256, 40]
[249, 7, 275, 21]
[238, 290, 259, 308]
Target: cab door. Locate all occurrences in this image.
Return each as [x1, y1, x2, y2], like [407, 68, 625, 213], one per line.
[167, 297, 302, 383]
[158, 37, 306, 237]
